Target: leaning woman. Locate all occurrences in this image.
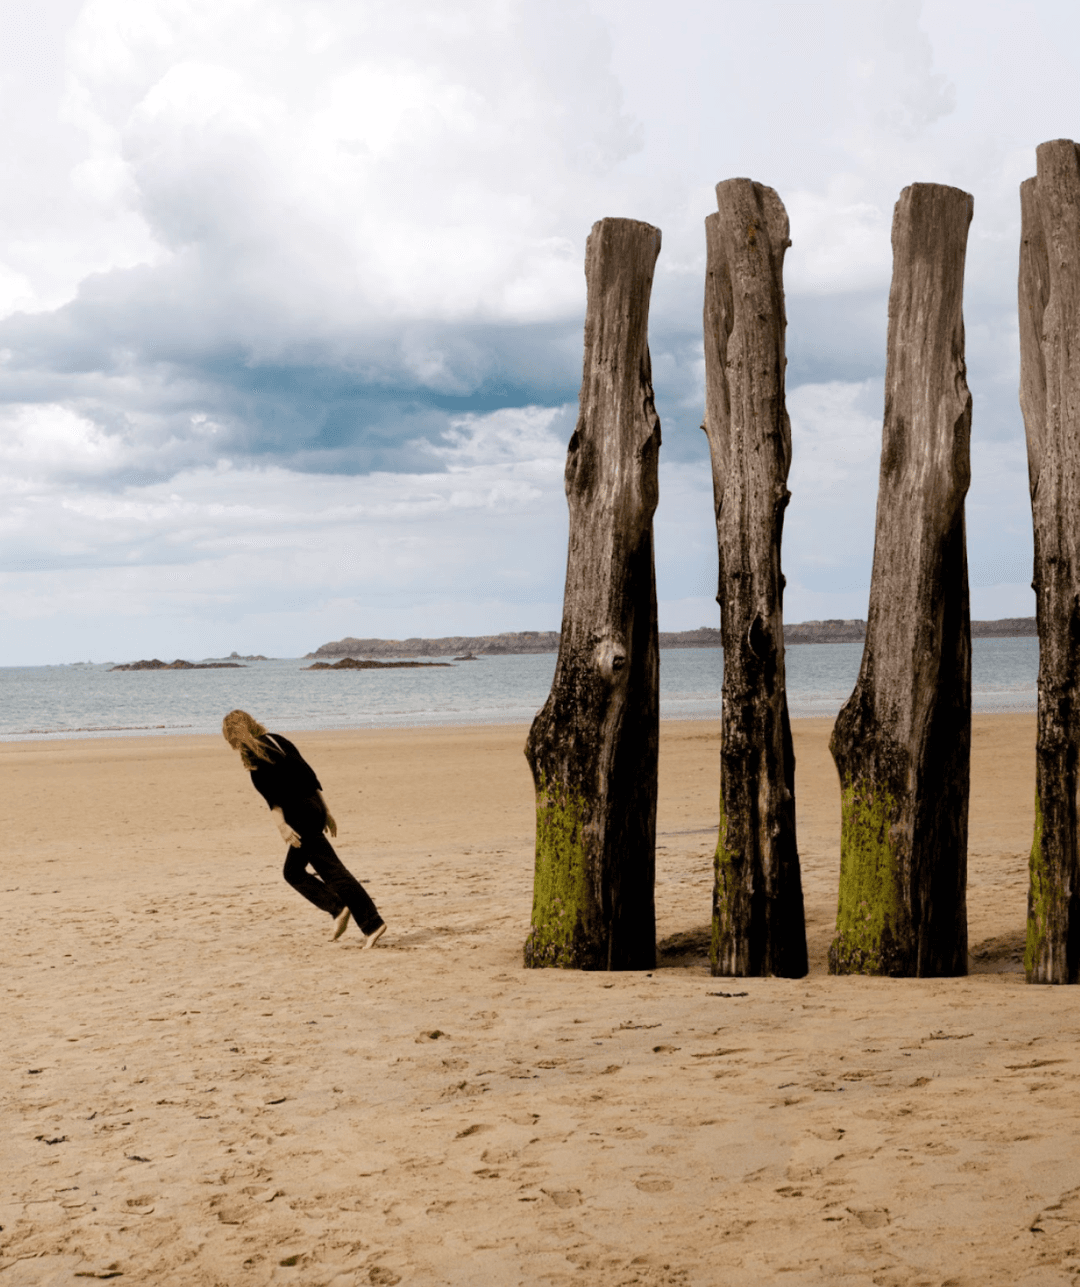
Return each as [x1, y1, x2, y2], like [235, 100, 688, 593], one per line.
[222, 709, 386, 947]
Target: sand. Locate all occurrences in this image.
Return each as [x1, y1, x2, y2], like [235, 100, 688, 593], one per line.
[4, 713, 1078, 1286]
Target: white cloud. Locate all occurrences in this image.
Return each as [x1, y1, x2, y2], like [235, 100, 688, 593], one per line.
[425, 406, 568, 470]
[52, 0, 640, 350]
[0, 402, 126, 477]
[0, 2, 161, 321]
[784, 188, 892, 297]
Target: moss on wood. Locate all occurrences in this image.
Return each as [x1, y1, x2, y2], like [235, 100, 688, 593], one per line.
[829, 778, 903, 975]
[711, 790, 740, 972]
[1025, 790, 1049, 979]
[523, 778, 591, 968]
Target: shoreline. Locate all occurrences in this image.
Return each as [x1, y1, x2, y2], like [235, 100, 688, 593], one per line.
[0, 699, 1038, 744]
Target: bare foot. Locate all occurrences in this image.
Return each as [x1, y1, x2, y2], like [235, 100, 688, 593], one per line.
[331, 908, 351, 941]
[364, 923, 387, 949]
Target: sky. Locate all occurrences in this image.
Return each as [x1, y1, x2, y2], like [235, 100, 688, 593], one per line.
[0, 0, 1073, 665]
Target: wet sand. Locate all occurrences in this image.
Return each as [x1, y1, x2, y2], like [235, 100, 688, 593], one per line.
[6, 713, 1077, 1286]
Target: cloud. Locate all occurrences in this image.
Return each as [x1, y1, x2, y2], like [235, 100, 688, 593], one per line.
[3, 402, 569, 558]
[0, 0, 1066, 662]
[0, 398, 727, 662]
[784, 188, 893, 297]
[847, 0, 956, 145]
[0, 0, 657, 499]
[0, 402, 127, 478]
[780, 377, 1035, 622]
[0, 405, 576, 660]
[61, 0, 639, 333]
[784, 380, 883, 594]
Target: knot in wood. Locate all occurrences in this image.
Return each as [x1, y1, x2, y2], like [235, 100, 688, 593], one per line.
[594, 636, 628, 684]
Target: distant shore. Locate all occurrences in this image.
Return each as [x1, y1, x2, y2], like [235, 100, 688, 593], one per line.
[307, 617, 1038, 659]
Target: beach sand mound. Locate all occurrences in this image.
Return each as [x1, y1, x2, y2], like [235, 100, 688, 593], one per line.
[5, 715, 1075, 1286]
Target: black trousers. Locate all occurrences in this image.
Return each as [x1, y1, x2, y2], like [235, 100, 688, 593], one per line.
[280, 795, 382, 934]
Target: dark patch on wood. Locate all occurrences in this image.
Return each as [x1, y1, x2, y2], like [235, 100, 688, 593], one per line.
[829, 183, 973, 977]
[524, 218, 662, 971]
[703, 178, 807, 978]
[1019, 139, 1080, 983]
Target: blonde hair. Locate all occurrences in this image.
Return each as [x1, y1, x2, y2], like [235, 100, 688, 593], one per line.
[222, 709, 273, 769]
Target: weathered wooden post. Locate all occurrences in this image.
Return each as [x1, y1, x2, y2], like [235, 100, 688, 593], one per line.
[523, 217, 661, 971]
[703, 179, 807, 978]
[1019, 139, 1080, 984]
[829, 183, 973, 977]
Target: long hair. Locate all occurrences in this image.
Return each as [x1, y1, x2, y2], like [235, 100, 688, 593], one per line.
[222, 709, 273, 769]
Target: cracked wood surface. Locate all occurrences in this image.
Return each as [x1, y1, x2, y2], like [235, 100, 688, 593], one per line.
[1019, 138, 1080, 984]
[524, 217, 662, 971]
[703, 177, 807, 978]
[829, 182, 973, 977]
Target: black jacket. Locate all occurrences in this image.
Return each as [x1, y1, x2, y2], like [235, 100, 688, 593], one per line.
[249, 734, 322, 812]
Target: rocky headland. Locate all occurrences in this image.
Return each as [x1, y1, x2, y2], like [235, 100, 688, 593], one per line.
[308, 617, 1037, 659]
[305, 658, 452, 671]
[306, 631, 561, 659]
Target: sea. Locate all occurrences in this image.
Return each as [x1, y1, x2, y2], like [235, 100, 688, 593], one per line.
[0, 637, 1039, 742]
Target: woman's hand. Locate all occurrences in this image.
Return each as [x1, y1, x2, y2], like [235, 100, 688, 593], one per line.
[272, 807, 301, 848]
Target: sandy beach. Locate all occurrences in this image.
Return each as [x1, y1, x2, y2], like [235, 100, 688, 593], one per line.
[5, 713, 1079, 1285]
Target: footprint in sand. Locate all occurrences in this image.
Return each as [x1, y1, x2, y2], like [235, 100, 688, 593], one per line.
[368, 1267, 402, 1285]
[454, 1123, 492, 1139]
[848, 1207, 890, 1228]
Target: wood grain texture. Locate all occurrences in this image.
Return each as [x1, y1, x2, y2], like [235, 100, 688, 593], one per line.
[704, 178, 807, 978]
[829, 182, 973, 977]
[524, 217, 661, 971]
[1019, 139, 1080, 984]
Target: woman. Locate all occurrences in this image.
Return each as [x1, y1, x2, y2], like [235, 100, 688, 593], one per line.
[222, 710, 386, 947]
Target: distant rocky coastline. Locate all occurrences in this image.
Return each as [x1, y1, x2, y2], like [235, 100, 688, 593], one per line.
[663, 622, 868, 647]
[306, 631, 561, 659]
[969, 617, 1039, 638]
[305, 658, 452, 671]
[309, 617, 1037, 659]
[109, 659, 245, 671]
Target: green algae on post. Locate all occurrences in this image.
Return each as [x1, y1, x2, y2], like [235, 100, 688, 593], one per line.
[829, 780, 904, 975]
[1024, 790, 1055, 981]
[710, 791, 739, 972]
[523, 783, 590, 969]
